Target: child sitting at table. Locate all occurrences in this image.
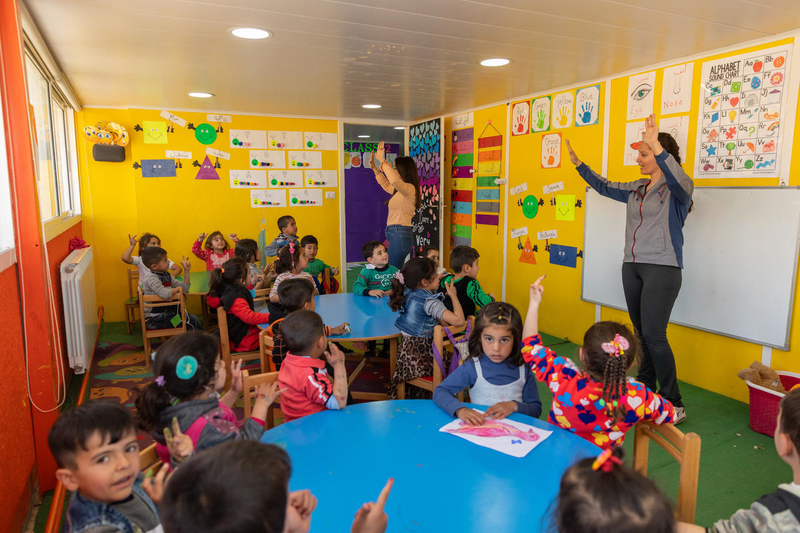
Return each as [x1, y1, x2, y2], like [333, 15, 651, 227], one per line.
[209, 257, 271, 352]
[354, 240, 398, 297]
[264, 215, 299, 257]
[440, 245, 495, 319]
[192, 231, 239, 270]
[139, 246, 200, 331]
[234, 237, 275, 290]
[421, 245, 447, 277]
[277, 310, 349, 421]
[122, 231, 182, 277]
[552, 447, 675, 533]
[268, 242, 318, 322]
[433, 302, 541, 424]
[522, 275, 675, 449]
[161, 440, 393, 533]
[301, 234, 339, 294]
[387, 257, 465, 399]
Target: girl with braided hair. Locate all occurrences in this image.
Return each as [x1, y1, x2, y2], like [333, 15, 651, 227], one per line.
[521, 275, 675, 449]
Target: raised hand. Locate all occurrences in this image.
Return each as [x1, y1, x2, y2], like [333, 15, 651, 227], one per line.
[456, 407, 485, 426]
[351, 478, 393, 533]
[369, 152, 380, 174]
[325, 342, 345, 366]
[181, 256, 191, 272]
[164, 417, 193, 464]
[331, 266, 340, 276]
[289, 489, 318, 521]
[142, 466, 170, 505]
[128, 234, 137, 245]
[530, 275, 546, 306]
[229, 359, 243, 395]
[229, 233, 239, 242]
[565, 140, 582, 167]
[375, 141, 386, 165]
[197, 232, 206, 242]
[255, 381, 285, 407]
[641, 113, 663, 155]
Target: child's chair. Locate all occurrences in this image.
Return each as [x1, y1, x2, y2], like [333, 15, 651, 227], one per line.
[124, 268, 140, 334]
[138, 288, 188, 370]
[139, 442, 164, 474]
[217, 305, 269, 390]
[397, 317, 474, 400]
[633, 421, 702, 523]
[321, 267, 339, 294]
[259, 329, 276, 372]
[242, 369, 282, 429]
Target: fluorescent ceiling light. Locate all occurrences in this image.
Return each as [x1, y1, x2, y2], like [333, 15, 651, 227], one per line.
[394, 127, 405, 130]
[231, 27, 271, 39]
[188, 92, 214, 98]
[480, 58, 510, 67]
[362, 104, 382, 109]
[358, 135, 370, 138]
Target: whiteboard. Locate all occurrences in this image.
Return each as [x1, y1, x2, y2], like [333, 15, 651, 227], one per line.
[582, 187, 800, 349]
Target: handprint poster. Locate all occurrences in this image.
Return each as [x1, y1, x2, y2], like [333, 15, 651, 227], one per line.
[531, 96, 551, 133]
[575, 85, 600, 126]
[552, 92, 574, 129]
[541, 133, 562, 169]
[511, 100, 530, 136]
[627, 71, 656, 120]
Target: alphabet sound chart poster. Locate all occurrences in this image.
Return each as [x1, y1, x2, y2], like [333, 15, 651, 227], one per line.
[695, 45, 792, 179]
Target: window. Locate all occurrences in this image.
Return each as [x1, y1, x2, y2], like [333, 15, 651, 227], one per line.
[0, 83, 14, 260]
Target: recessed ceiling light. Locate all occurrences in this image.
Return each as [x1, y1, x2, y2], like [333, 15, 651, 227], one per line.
[394, 127, 405, 130]
[358, 135, 370, 138]
[188, 92, 214, 98]
[362, 104, 382, 109]
[230, 27, 271, 39]
[480, 58, 510, 67]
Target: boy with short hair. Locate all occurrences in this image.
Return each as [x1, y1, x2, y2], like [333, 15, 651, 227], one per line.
[440, 245, 495, 319]
[140, 246, 200, 331]
[277, 310, 349, 421]
[49, 400, 163, 533]
[300, 234, 339, 294]
[353, 241, 399, 298]
[679, 387, 800, 533]
[265, 215, 299, 257]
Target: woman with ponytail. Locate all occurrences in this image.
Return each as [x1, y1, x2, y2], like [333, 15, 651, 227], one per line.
[208, 257, 270, 352]
[521, 275, 675, 450]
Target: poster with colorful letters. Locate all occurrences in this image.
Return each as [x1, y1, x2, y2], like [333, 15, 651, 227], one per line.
[627, 71, 656, 120]
[575, 85, 600, 126]
[695, 45, 791, 179]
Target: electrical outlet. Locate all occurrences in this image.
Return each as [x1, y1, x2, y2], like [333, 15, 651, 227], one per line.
[325, 192, 336, 199]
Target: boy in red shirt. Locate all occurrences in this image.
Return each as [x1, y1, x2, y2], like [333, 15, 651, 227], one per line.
[278, 310, 349, 421]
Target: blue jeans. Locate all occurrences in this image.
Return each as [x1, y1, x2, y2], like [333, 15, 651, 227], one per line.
[386, 224, 413, 268]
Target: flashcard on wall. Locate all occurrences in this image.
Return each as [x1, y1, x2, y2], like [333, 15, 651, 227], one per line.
[289, 188, 323, 206]
[348, 152, 363, 168]
[552, 92, 574, 129]
[511, 101, 530, 136]
[230, 170, 266, 188]
[537, 230, 557, 240]
[140, 159, 176, 178]
[195, 156, 220, 180]
[452, 112, 474, 129]
[549, 244, 578, 268]
[305, 170, 337, 188]
[230, 130, 267, 149]
[193, 123, 218, 145]
[205, 147, 230, 160]
[160, 111, 187, 128]
[510, 227, 528, 238]
[478, 162, 501, 175]
[250, 150, 286, 169]
[541, 133, 562, 169]
[624, 121, 647, 166]
[575, 85, 600, 126]
[303, 132, 337, 150]
[543, 181, 564, 194]
[659, 115, 690, 159]
[268, 170, 303, 188]
[661, 63, 694, 115]
[519, 237, 537, 265]
[250, 189, 286, 208]
[555, 194, 576, 221]
[268, 131, 303, 149]
[288, 151, 322, 169]
[142, 121, 168, 144]
[627, 71, 656, 120]
[531, 96, 551, 133]
[207, 114, 232, 123]
[165, 150, 192, 160]
[521, 195, 539, 219]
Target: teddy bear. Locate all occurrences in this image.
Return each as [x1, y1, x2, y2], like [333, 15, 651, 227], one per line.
[738, 361, 786, 393]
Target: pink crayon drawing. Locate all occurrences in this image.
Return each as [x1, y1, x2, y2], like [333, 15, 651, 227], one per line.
[445, 420, 541, 442]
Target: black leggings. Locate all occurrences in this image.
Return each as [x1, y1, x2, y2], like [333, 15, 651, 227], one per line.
[621, 262, 683, 407]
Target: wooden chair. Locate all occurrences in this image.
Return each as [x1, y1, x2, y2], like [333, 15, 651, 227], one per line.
[259, 329, 277, 373]
[124, 268, 139, 334]
[138, 288, 188, 370]
[633, 421, 702, 523]
[218, 306, 268, 390]
[242, 369, 283, 429]
[398, 317, 474, 400]
[139, 442, 163, 475]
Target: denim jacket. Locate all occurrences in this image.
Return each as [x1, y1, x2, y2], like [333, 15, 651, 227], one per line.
[65, 474, 159, 533]
[395, 288, 444, 338]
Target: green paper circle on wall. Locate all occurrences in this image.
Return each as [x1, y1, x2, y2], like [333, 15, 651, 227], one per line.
[195, 123, 217, 145]
[522, 194, 539, 219]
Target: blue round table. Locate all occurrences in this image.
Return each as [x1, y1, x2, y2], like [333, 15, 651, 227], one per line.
[261, 400, 600, 532]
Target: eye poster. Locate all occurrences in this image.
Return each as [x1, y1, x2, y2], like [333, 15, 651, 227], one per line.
[627, 71, 656, 120]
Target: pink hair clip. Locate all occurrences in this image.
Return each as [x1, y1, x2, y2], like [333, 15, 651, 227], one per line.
[289, 242, 295, 254]
[592, 448, 621, 472]
[394, 271, 404, 284]
[601, 333, 629, 358]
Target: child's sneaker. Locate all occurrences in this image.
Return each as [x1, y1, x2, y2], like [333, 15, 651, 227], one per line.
[674, 406, 686, 425]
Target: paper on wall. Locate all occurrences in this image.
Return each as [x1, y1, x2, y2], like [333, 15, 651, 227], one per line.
[268, 170, 303, 188]
[511, 101, 530, 136]
[627, 71, 656, 120]
[659, 115, 691, 161]
[575, 85, 600, 126]
[510, 227, 529, 238]
[661, 63, 694, 115]
[439, 413, 552, 458]
[537, 230, 557, 240]
[541, 133, 562, 168]
[249, 150, 286, 169]
[543, 181, 564, 194]
[552, 92, 574, 129]
[229, 130, 267, 149]
[452, 112, 474, 130]
[289, 188, 323, 206]
[207, 114, 232, 123]
[230, 170, 266, 188]
[531, 96, 551, 133]
[303, 132, 337, 150]
[305, 170, 338, 188]
[287, 151, 323, 169]
[624, 121, 647, 166]
[205, 147, 230, 160]
[510, 183, 528, 195]
[165, 150, 191, 159]
[160, 111, 187, 128]
[267, 131, 303, 150]
[250, 189, 286, 208]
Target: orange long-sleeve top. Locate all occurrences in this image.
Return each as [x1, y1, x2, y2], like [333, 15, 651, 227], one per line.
[375, 162, 417, 227]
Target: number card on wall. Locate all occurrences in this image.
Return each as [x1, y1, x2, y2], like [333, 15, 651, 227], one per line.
[268, 170, 303, 188]
[695, 44, 792, 179]
[305, 170, 337, 188]
[230, 130, 267, 149]
[289, 188, 323, 206]
[230, 170, 266, 188]
[249, 150, 286, 169]
[250, 189, 286, 208]
[287, 151, 322, 169]
[268, 131, 303, 149]
[303, 132, 337, 150]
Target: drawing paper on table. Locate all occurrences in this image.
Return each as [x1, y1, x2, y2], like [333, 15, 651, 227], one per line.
[439, 414, 552, 458]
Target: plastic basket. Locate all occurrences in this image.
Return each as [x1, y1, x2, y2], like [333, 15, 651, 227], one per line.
[745, 371, 800, 436]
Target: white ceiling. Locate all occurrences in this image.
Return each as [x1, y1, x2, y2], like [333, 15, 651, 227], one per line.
[23, 0, 800, 122]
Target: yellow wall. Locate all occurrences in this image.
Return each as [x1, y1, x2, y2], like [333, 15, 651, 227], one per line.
[78, 109, 340, 322]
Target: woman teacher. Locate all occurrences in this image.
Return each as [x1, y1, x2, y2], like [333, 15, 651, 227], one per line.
[567, 114, 693, 424]
[370, 141, 421, 268]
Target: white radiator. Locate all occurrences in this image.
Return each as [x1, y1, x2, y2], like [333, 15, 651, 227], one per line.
[60, 246, 98, 373]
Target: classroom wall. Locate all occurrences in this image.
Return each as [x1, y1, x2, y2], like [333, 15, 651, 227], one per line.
[78, 109, 341, 322]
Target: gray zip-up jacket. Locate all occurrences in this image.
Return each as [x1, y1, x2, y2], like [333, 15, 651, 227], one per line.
[577, 151, 694, 268]
[709, 483, 800, 532]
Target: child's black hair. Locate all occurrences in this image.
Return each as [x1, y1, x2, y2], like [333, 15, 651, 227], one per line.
[280, 310, 324, 354]
[550, 447, 675, 533]
[141, 246, 168, 269]
[208, 257, 249, 299]
[278, 278, 315, 313]
[300, 235, 318, 247]
[468, 302, 523, 367]
[204, 231, 229, 251]
[48, 400, 136, 469]
[450, 245, 480, 273]
[161, 440, 291, 533]
[582, 321, 640, 424]
[275, 242, 302, 275]
[277, 215, 295, 232]
[134, 331, 221, 432]
[421, 246, 439, 259]
[780, 387, 800, 452]
[361, 240, 384, 261]
[234, 238, 259, 264]
[138, 233, 160, 253]
[389, 257, 436, 311]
